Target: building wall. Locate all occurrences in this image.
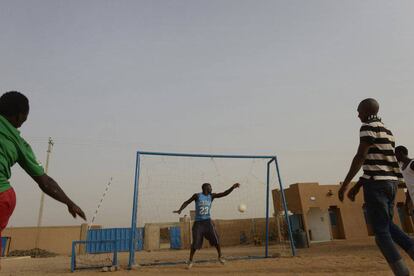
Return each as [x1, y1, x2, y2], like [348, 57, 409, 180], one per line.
[178, 218, 277, 250]
[214, 218, 276, 247]
[2, 224, 87, 255]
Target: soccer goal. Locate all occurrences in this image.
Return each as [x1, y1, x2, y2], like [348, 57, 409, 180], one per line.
[127, 151, 295, 269]
[71, 240, 119, 272]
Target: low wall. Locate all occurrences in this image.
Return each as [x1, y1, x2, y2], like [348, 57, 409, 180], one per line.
[179, 217, 277, 250]
[2, 224, 88, 255]
[215, 218, 277, 247]
[2, 218, 278, 254]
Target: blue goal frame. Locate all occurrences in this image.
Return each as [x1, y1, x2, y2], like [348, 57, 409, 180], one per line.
[71, 240, 118, 272]
[128, 151, 296, 269]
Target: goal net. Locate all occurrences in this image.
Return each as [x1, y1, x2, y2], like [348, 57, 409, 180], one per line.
[128, 151, 295, 268]
[71, 240, 118, 272]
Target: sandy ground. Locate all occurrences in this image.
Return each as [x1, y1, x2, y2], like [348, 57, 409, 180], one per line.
[2, 238, 414, 275]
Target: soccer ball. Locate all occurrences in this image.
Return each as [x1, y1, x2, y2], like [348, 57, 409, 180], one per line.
[238, 203, 247, 213]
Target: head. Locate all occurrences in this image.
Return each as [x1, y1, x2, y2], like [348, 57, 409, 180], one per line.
[357, 98, 379, 123]
[201, 183, 212, 194]
[0, 91, 29, 128]
[395, 145, 409, 163]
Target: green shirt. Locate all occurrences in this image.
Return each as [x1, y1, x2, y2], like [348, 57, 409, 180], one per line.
[0, 115, 44, 192]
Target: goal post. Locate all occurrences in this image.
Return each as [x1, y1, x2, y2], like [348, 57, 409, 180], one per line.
[71, 240, 119, 272]
[128, 151, 296, 269]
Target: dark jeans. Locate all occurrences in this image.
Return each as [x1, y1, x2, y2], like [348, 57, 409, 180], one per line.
[363, 179, 414, 263]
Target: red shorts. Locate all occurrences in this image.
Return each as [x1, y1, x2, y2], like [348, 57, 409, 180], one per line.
[0, 188, 16, 253]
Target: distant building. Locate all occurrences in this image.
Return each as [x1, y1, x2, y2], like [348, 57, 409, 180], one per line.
[273, 182, 413, 244]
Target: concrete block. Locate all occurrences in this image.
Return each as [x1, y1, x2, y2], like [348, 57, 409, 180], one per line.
[144, 224, 160, 251]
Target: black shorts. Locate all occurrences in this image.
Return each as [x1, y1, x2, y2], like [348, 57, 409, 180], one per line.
[192, 219, 219, 250]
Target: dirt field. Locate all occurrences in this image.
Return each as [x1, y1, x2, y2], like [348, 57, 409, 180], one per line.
[2, 238, 414, 275]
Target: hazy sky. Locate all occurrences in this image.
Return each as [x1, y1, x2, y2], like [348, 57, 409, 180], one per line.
[1, 0, 414, 227]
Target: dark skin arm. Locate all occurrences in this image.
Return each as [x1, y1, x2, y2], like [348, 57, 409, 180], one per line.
[339, 141, 371, 201]
[173, 194, 198, 215]
[347, 180, 363, 202]
[31, 174, 86, 220]
[212, 183, 240, 199]
[405, 190, 412, 213]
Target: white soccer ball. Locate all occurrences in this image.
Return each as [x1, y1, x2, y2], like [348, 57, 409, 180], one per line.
[238, 203, 247, 213]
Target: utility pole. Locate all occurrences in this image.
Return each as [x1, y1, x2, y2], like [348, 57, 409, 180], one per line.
[35, 137, 54, 248]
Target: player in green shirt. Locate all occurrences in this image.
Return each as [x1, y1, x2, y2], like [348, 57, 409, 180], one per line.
[0, 91, 85, 267]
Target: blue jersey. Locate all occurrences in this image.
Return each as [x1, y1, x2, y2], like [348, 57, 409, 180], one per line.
[195, 193, 212, 221]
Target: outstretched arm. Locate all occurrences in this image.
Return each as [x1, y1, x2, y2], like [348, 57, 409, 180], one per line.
[31, 174, 86, 220]
[212, 183, 240, 199]
[339, 141, 370, 201]
[173, 194, 197, 215]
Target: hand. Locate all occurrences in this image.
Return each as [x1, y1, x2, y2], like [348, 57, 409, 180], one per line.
[338, 184, 348, 202]
[233, 183, 240, 189]
[67, 202, 86, 221]
[347, 184, 361, 202]
[173, 210, 181, 215]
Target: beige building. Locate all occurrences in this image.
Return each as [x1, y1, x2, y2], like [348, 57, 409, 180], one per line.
[273, 182, 413, 244]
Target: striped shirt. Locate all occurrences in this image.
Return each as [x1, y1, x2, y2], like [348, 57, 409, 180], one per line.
[359, 117, 404, 182]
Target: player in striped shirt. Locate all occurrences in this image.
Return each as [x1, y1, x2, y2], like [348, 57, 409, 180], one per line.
[339, 98, 414, 276]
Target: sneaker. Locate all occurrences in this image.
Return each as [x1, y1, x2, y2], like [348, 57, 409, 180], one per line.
[218, 257, 226, 265]
[187, 261, 193, 269]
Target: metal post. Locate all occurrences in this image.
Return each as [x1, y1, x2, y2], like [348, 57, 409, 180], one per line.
[113, 240, 119, 267]
[128, 152, 141, 269]
[274, 157, 296, 256]
[265, 160, 271, 258]
[35, 137, 54, 249]
[71, 241, 76, 272]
